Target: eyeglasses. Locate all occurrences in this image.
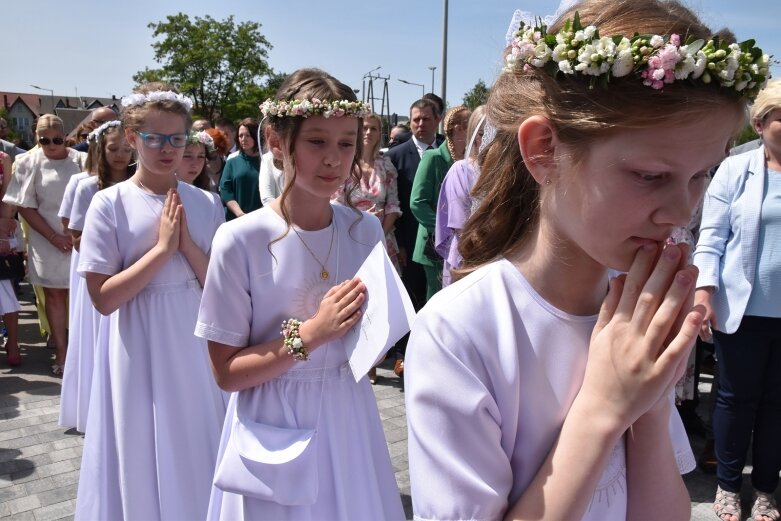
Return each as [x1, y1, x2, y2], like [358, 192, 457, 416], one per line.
[135, 131, 189, 149]
[38, 137, 65, 146]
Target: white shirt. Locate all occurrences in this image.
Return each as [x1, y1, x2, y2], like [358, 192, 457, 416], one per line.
[412, 135, 437, 158]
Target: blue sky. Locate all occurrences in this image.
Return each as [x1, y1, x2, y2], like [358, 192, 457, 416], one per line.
[5, 0, 780, 118]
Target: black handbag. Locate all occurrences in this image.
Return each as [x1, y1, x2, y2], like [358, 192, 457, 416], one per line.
[0, 254, 24, 280]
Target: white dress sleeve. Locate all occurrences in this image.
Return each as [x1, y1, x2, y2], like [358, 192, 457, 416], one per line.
[59, 175, 78, 219]
[68, 181, 95, 232]
[77, 193, 122, 276]
[195, 224, 252, 347]
[406, 307, 512, 521]
[2, 152, 38, 209]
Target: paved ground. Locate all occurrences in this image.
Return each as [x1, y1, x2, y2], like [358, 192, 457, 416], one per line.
[0, 282, 776, 520]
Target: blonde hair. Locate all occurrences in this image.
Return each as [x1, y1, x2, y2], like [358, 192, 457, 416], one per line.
[465, 105, 486, 160]
[35, 114, 64, 135]
[457, 0, 747, 279]
[364, 112, 383, 158]
[444, 105, 470, 160]
[750, 79, 781, 123]
[121, 82, 192, 133]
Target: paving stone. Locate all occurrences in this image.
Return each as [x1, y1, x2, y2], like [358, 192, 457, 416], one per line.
[35, 483, 78, 508]
[32, 499, 75, 521]
[0, 482, 27, 502]
[4, 494, 41, 515]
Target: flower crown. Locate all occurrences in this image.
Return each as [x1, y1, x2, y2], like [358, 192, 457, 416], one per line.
[187, 130, 216, 153]
[88, 120, 122, 142]
[260, 98, 372, 119]
[505, 13, 771, 99]
[121, 91, 194, 112]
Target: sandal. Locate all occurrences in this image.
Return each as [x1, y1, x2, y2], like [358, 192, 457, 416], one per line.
[714, 485, 742, 521]
[51, 364, 64, 377]
[751, 490, 780, 521]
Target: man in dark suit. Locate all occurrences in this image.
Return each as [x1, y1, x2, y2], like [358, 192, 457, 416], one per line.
[385, 98, 443, 377]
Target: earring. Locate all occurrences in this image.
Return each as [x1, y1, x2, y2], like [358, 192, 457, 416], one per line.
[545, 178, 552, 185]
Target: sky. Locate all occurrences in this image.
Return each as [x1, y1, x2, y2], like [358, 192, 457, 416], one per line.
[4, 0, 780, 119]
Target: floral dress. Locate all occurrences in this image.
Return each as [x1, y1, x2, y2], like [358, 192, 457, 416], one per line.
[333, 154, 401, 272]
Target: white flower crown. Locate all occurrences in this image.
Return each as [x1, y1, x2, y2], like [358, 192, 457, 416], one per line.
[505, 13, 771, 99]
[88, 120, 122, 142]
[187, 130, 216, 153]
[260, 98, 372, 119]
[121, 91, 194, 112]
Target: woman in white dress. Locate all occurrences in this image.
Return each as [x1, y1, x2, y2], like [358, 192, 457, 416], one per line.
[74, 83, 226, 520]
[196, 68, 404, 520]
[59, 121, 132, 432]
[404, 1, 769, 520]
[3, 115, 86, 375]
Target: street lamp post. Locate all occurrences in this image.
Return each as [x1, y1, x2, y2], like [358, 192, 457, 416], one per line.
[428, 66, 436, 94]
[398, 79, 425, 98]
[30, 84, 55, 114]
[441, 0, 448, 108]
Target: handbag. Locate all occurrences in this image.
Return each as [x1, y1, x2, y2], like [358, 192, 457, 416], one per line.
[213, 345, 329, 505]
[0, 254, 24, 280]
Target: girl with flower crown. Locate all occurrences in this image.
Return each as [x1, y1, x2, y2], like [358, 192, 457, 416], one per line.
[74, 83, 227, 520]
[179, 130, 217, 191]
[58, 121, 133, 433]
[404, 1, 770, 520]
[196, 68, 404, 520]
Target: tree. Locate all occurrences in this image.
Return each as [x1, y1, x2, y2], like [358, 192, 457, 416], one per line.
[133, 14, 276, 122]
[462, 79, 490, 110]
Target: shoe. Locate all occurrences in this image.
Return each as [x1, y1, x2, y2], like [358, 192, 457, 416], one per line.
[368, 367, 377, 385]
[713, 484, 742, 521]
[394, 359, 404, 377]
[51, 364, 64, 377]
[751, 490, 780, 521]
[698, 439, 717, 474]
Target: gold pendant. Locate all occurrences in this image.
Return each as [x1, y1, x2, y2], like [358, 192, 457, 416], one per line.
[320, 270, 329, 280]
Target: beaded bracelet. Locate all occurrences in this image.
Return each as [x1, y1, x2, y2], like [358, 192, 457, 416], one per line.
[281, 318, 310, 361]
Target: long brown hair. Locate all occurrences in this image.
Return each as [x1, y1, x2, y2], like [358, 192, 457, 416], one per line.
[456, 0, 747, 280]
[265, 68, 364, 245]
[94, 125, 133, 190]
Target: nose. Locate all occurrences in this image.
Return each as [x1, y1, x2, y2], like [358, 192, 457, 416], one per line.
[323, 145, 341, 168]
[653, 186, 696, 228]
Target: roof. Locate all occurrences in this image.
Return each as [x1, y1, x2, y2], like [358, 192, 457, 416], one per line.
[1, 91, 122, 116]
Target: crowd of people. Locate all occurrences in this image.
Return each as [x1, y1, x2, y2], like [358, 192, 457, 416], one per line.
[0, 0, 778, 519]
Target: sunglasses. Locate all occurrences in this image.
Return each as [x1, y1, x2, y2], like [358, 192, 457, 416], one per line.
[38, 137, 65, 146]
[135, 131, 189, 149]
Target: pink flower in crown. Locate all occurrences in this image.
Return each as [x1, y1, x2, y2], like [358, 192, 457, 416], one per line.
[659, 44, 681, 70]
[670, 34, 681, 47]
[332, 108, 345, 117]
[292, 105, 307, 116]
[312, 98, 322, 105]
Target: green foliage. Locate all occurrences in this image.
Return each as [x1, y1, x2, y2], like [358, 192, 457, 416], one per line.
[734, 124, 759, 146]
[462, 79, 490, 110]
[133, 13, 278, 122]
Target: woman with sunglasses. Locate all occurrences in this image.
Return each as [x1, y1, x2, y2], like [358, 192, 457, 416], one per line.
[3, 114, 86, 375]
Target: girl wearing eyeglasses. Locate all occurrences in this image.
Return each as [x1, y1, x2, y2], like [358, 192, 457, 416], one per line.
[2, 114, 86, 376]
[73, 83, 227, 521]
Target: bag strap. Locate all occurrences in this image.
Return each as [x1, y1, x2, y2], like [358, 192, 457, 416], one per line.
[236, 207, 341, 431]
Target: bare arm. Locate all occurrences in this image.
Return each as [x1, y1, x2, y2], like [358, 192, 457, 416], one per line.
[18, 207, 72, 252]
[208, 278, 365, 392]
[225, 199, 245, 218]
[626, 404, 691, 520]
[504, 243, 701, 520]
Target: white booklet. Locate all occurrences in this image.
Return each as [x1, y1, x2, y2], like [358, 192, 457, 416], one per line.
[343, 241, 417, 382]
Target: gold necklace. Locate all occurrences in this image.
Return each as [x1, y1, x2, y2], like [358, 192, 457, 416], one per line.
[292, 220, 335, 280]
